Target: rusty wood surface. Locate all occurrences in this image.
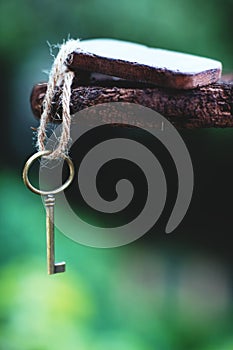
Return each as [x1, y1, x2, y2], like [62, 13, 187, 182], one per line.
[31, 77, 233, 129]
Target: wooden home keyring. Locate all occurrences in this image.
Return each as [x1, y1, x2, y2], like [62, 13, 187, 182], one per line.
[25, 38, 230, 275]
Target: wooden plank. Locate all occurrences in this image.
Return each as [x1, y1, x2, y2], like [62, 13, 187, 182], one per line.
[30, 78, 233, 129]
[66, 39, 222, 89]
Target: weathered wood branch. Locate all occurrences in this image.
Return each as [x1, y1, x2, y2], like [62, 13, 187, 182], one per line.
[31, 79, 233, 129]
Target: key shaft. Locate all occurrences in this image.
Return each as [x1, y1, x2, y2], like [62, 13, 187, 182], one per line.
[44, 194, 65, 274]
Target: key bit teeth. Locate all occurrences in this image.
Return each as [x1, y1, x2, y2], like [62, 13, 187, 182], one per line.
[54, 262, 66, 274]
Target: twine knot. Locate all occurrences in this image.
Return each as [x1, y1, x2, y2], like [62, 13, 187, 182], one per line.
[37, 39, 79, 159]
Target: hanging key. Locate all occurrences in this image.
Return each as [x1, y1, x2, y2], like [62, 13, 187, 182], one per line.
[22, 150, 75, 275]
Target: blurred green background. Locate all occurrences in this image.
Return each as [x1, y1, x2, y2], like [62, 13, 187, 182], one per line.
[1, 0, 233, 349]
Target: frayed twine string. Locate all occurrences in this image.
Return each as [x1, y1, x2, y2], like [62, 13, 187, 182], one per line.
[37, 39, 79, 159]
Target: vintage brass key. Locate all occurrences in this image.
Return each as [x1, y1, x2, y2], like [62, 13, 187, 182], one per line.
[23, 150, 75, 275]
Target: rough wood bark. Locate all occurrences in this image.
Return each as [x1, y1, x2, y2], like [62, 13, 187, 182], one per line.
[30, 79, 233, 129]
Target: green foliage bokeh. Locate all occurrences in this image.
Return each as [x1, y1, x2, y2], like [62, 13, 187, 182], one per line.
[0, 1, 233, 349]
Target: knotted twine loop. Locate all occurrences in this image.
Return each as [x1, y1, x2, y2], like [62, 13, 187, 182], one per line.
[37, 39, 79, 159]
